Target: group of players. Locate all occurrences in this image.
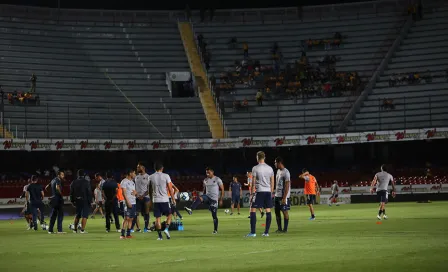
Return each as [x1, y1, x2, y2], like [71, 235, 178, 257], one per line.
[21, 151, 396, 239]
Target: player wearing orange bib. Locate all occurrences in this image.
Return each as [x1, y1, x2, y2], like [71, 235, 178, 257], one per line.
[300, 168, 319, 220]
[117, 183, 125, 218]
[244, 172, 264, 218]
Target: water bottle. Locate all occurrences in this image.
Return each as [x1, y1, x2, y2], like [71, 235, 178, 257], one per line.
[179, 221, 184, 231]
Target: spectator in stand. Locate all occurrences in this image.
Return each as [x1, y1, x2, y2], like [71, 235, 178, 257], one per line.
[228, 37, 237, 49]
[233, 99, 241, 111]
[243, 42, 249, 59]
[242, 98, 249, 110]
[256, 90, 263, 106]
[389, 74, 397, 87]
[30, 73, 37, 93]
[382, 98, 395, 110]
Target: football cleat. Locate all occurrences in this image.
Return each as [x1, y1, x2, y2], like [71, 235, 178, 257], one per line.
[245, 233, 257, 238]
[262, 233, 269, 237]
[184, 207, 192, 215]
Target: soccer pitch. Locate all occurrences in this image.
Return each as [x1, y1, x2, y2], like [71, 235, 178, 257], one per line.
[0, 202, 447, 272]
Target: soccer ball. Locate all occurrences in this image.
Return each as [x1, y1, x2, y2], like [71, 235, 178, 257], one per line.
[180, 192, 190, 201]
[41, 223, 48, 230]
[224, 209, 230, 214]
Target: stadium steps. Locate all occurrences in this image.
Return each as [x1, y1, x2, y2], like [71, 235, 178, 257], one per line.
[0, 124, 13, 138]
[178, 21, 225, 139]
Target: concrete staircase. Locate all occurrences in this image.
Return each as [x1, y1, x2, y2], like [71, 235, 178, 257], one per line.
[178, 22, 225, 139]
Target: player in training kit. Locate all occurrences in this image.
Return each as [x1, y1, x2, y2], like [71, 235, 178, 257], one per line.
[274, 157, 291, 233]
[229, 176, 242, 215]
[70, 169, 92, 233]
[244, 172, 264, 218]
[91, 182, 104, 219]
[120, 169, 137, 239]
[148, 162, 175, 240]
[185, 167, 224, 234]
[246, 151, 275, 237]
[26, 176, 45, 231]
[132, 163, 151, 233]
[300, 169, 319, 220]
[48, 170, 65, 234]
[370, 165, 396, 220]
[169, 183, 183, 220]
[20, 181, 33, 229]
[329, 181, 339, 206]
[102, 172, 121, 232]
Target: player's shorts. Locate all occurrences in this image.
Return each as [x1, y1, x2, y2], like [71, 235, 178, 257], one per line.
[306, 194, 316, 205]
[377, 190, 388, 203]
[201, 194, 218, 213]
[274, 197, 291, 211]
[96, 201, 103, 207]
[124, 204, 137, 218]
[251, 192, 273, 209]
[232, 195, 240, 205]
[331, 193, 338, 199]
[153, 202, 171, 217]
[75, 200, 90, 218]
[136, 197, 150, 213]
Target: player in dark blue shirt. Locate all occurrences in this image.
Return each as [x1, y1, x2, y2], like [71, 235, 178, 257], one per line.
[48, 170, 66, 234]
[229, 176, 242, 215]
[26, 175, 45, 231]
[70, 169, 93, 234]
[102, 172, 121, 232]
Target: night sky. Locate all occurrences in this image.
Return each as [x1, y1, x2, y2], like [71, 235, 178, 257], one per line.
[1, 0, 370, 10]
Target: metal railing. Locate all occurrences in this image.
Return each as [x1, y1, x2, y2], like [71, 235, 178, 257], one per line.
[349, 96, 445, 131]
[0, 103, 209, 139]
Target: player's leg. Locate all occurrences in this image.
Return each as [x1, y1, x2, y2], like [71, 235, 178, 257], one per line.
[163, 203, 172, 239]
[274, 197, 282, 232]
[155, 215, 163, 240]
[377, 191, 386, 220]
[56, 204, 64, 233]
[105, 200, 112, 231]
[263, 193, 272, 236]
[99, 202, 104, 217]
[329, 194, 334, 206]
[210, 204, 219, 234]
[143, 198, 151, 231]
[247, 193, 258, 237]
[31, 203, 39, 231]
[259, 208, 265, 218]
[237, 200, 240, 214]
[90, 204, 98, 219]
[282, 198, 290, 232]
[38, 203, 45, 224]
[48, 206, 57, 233]
[112, 198, 121, 231]
[230, 199, 235, 215]
[185, 195, 203, 215]
[307, 195, 316, 220]
[79, 202, 89, 233]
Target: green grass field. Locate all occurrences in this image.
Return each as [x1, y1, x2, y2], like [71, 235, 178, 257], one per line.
[0, 202, 447, 272]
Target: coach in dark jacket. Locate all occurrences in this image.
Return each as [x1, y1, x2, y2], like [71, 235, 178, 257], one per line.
[70, 169, 92, 233]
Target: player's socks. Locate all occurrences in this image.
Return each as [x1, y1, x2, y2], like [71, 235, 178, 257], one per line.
[283, 218, 289, 232]
[157, 229, 163, 239]
[378, 210, 383, 216]
[131, 218, 136, 230]
[275, 216, 282, 231]
[191, 198, 202, 210]
[250, 212, 256, 234]
[126, 228, 131, 237]
[265, 212, 272, 234]
[382, 209, 386, 215]
[144, 214, 150, 229]
[121, 229, 126, 237]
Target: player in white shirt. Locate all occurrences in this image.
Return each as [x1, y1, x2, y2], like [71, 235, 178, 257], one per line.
[120, 169, 137, 239]
[91, 183, 104, 218]
[370, 165, 396, 220]
[132, 163, 151, 233]
[329, 180, 339, 206]
[274, 157, 291, 233]
[246, 151, 275, 237]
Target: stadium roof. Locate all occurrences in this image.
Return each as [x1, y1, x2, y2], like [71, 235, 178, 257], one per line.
[2, 0, 376, 10]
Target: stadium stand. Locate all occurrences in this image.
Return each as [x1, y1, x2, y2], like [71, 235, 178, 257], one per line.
[193, 4, 408, 136]
[348, 5, 448, 131]
[0, 7, 211, 139]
